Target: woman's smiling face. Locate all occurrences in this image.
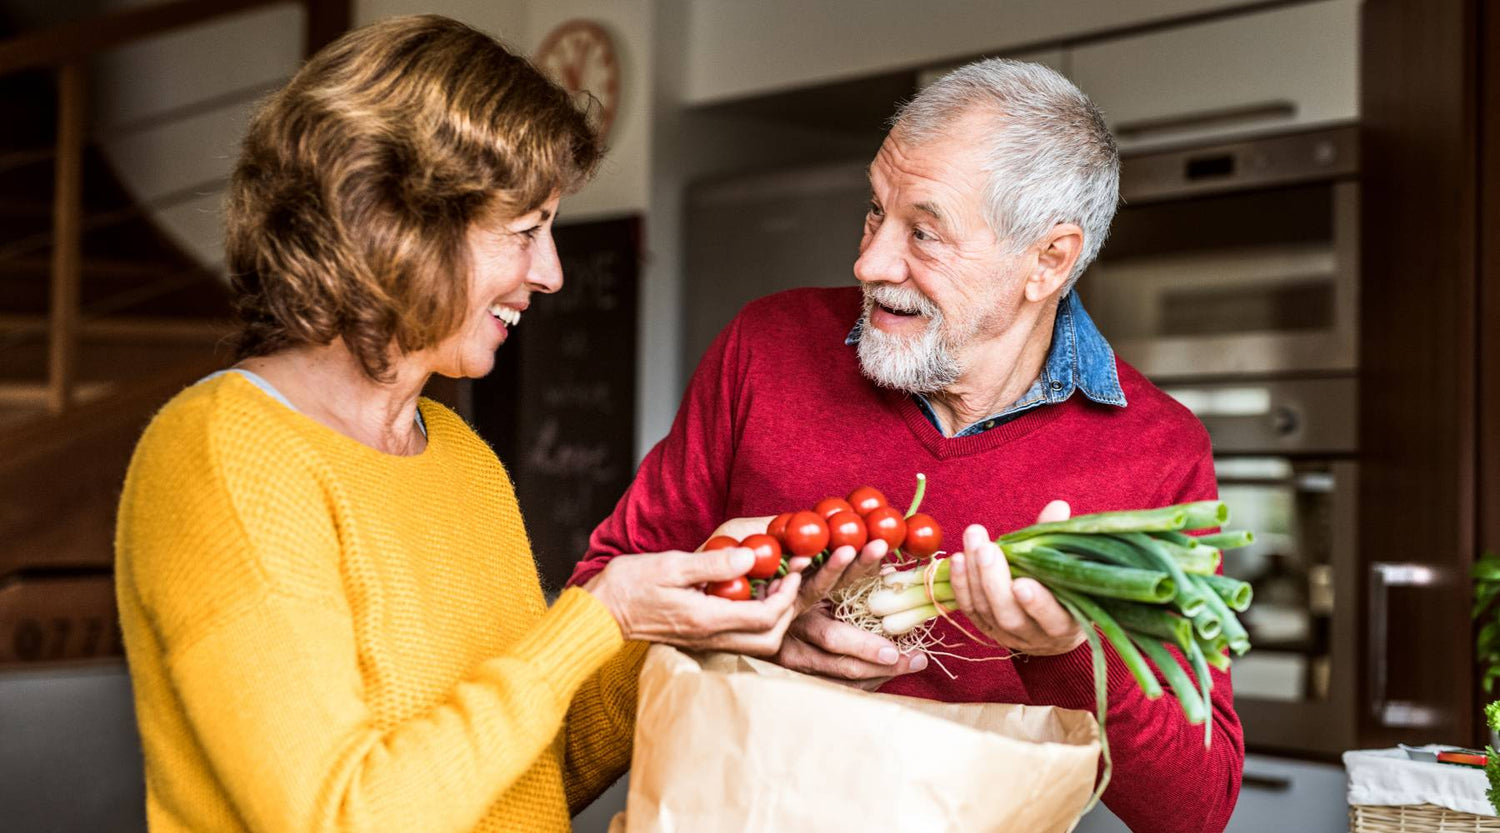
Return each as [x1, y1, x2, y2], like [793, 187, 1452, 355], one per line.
[424, 195, 564, 380]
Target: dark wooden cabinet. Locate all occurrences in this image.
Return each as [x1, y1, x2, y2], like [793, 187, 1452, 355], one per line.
[1356, 0, 1498, 750]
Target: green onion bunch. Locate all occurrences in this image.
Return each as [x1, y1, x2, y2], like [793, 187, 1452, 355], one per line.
[837, 499, 1254, 806]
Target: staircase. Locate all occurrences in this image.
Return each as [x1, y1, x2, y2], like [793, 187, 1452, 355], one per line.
[0, 0, 349, 666]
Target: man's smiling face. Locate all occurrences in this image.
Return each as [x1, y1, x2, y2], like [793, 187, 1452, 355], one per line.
[853, 110, 1028, 393]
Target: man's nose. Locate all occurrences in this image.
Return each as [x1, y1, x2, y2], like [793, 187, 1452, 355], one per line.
[853, 225, 906, 286]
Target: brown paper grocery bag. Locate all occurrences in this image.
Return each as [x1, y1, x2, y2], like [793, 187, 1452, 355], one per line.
[622, 645, 1101, 833]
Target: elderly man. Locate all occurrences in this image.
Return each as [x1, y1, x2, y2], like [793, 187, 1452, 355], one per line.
[569, 60, 1243, 832]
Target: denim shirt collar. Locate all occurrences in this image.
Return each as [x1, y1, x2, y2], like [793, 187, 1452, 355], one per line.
[846, 290, 1126, 436]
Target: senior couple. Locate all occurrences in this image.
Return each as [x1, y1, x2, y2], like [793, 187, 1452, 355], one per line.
[116, 14, 1242, 833]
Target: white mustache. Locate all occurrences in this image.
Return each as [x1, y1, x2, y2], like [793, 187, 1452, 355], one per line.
[862, 283, 941, 319]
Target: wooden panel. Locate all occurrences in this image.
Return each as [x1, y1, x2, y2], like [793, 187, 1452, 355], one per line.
[1481, 0, 1500, 583]
[1357, 0, 1479, 747]
[304, 0, 351, 57]
[0, 569, 121, 666]
[46, 62, 85, 414]
[0, 358, 220, 584]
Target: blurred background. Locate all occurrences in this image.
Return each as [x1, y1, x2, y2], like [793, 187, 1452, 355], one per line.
[0, 1, 1494, 831]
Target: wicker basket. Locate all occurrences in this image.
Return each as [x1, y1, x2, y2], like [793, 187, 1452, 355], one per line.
[1351, 803, 1500, 831]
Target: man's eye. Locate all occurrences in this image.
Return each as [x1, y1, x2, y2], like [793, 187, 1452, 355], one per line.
[912, 226, 935, 242]
[867, 202, 883, 218]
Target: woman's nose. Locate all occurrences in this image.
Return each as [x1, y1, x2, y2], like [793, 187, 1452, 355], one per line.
[527, 233, 564, 294]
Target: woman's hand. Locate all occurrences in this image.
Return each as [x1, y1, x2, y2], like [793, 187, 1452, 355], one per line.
[584, 548, 802, 655]
[947, 500, 1086, 656]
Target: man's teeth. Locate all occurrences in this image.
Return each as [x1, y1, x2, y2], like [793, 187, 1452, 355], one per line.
[489, 304, 522, 326]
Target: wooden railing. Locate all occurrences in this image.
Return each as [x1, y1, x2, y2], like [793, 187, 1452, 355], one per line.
[0, 0, 349, 413]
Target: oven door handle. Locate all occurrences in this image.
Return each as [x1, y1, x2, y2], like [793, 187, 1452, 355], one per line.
[1368, 562, 1441, 728]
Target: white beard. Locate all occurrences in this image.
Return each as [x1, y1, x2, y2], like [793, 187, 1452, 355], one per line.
[856, 283, 962, 394]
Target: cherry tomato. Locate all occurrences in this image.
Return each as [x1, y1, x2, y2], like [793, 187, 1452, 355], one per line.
[702, 535, 740, 552]
[846, 485, 888, 517]
[864, 505, 907, 550]
[705, 575, 752, 601]
[814, 497, 855, 519]
[783, 510, 830, 557]
[902, 513, 943, 559]
[826, 510, 868, 551]
[767, 512, 793, 542]
[741, 533, 784, 580]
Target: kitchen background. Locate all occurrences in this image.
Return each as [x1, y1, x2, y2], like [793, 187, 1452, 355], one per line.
[0, 1, 1494, 831]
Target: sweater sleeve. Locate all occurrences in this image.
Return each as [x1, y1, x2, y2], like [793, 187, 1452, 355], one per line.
[568, 315, 746, 587]
[123, 404, 626, 833]
[560, 641, 649, 813]
[1012, 436, 1244, 833]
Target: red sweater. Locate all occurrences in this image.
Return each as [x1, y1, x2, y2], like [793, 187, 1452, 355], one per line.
[570, 287, 1243, 832]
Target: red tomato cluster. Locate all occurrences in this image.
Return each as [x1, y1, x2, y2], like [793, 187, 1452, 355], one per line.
[702, 485, 943, 600]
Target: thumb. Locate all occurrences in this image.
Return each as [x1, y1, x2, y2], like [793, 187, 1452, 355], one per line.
[674, 548, 755, 585]
[1037, 499, 1071, 524]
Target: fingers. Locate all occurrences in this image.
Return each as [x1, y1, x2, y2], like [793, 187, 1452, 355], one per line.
[1036, 499, 1071, 524]
[952, 524, 1076, 650]
[1012, 577, 1077, 639]
[672, 548, 756, 585]
[795, 545, 856, 611]
[960, 525, 1009, 632]
[832, 537, 890, 593]
[790, 606, 926, 674]
[774, 627, 927, 683]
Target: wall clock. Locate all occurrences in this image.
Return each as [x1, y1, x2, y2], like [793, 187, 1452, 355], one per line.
[534, 20, 620, 141]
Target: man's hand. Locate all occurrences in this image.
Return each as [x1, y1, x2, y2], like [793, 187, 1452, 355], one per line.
[947, 500, 1086, 656]
[768, 533, 936, 687]
[774, 605, 927, 689]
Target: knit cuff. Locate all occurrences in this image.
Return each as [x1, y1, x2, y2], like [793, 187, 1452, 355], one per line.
[504, 588, 625, 705]
[1013, 638, 1139, 712]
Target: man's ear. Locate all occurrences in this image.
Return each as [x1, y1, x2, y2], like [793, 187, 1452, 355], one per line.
[1024, 223, 1085, 302]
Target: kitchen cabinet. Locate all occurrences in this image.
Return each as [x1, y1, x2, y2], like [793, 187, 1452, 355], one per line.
[1069, 0, 1359, 151]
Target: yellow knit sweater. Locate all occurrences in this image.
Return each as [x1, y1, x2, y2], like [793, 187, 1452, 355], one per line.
[115, 372, 645, 832]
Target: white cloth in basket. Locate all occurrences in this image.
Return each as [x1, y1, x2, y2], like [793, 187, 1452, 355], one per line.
[1343, 746, 1494, 817]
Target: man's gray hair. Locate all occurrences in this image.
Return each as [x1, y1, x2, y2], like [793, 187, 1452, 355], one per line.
[892, 59, 1119, 289]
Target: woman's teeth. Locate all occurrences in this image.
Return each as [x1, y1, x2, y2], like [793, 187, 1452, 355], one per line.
[489, 304, 522, 326]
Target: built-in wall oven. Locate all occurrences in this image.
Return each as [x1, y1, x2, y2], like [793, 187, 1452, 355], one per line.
[1078, 125, 1361, 757]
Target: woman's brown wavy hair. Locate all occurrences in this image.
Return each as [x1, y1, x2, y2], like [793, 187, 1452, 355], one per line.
[225, 15, 600, 381]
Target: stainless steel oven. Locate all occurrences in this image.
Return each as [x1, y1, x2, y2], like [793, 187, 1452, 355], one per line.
[1077, 125, 1359, 380]
[1080, 126, 1366, 756]
[1161, 377, 1359, 755]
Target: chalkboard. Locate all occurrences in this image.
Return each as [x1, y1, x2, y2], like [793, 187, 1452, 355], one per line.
[473, 215, 640, 593]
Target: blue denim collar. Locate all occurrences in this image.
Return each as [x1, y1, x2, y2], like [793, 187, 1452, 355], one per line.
[845, 290, 1126, 437]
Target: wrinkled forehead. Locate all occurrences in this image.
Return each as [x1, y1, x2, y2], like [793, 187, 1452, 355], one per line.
[867, 128, 991, 233]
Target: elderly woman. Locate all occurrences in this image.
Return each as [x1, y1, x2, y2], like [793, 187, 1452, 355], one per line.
[114, 16, 801, 833]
